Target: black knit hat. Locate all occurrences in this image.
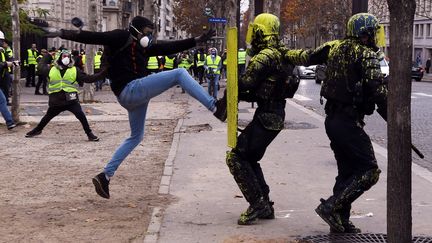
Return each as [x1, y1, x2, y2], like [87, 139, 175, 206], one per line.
[129, 16, 154, 34]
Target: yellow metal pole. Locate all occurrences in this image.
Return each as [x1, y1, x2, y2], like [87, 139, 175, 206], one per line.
[227, 27, 238, 148]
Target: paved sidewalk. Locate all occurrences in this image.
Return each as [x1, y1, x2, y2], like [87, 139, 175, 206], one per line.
[152, 96, 432, 242]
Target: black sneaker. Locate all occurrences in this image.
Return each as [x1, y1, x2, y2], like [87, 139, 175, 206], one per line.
[259, 200, 275, 219]
[237, 199, 273, 225]
[92, 172, 110, 199]
[87, 132, 100, 141]
[315, 198, 345, 233]
[25, 129, 42, 137]
[7, 123, 17, 130]
[213, 96, 227, 122]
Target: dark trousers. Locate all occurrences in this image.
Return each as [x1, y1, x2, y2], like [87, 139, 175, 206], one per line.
[35, 75, 48, 94]
[325, 111, 378, 209]
[33, 102, 92, 135]
[229, 114, 281, 204]
[196, 66, 205, 84]
[26, 64, 36, 86]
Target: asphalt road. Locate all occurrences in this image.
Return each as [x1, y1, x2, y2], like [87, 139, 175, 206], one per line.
[292, 78, 432, 171]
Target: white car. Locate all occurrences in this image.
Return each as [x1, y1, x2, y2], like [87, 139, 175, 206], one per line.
[294, 65, 316, 79]
[380, 59, 389, 78]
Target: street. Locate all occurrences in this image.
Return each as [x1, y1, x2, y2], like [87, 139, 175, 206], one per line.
[292, 77, 432, 170]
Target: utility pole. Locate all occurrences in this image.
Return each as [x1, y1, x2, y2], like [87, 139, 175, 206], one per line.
[352, 0, 368, 14]
[10, 0, 21, 122]
[236, 0, 240, 47]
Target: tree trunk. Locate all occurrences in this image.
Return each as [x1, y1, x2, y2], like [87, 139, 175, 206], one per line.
[386, 0, 416, 242]
[10, 0, 21, 122]
[83, 0, 97, 103]
[264, 0, 282, 17]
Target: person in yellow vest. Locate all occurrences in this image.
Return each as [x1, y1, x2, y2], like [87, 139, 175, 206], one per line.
[194, 48, 206, 84]
[221, 49, 227, 79]
[80, 49, 86, 65]
[1, 37, 13, 105]
[146, 56, 160, 74]
[24, 43, 38, 87]
[238, 47, 247, 75]
[25, 50, 99, 141]
[94, 49, 104, 91]
[163, 54, 177, 71]
[204, 48, 222, 98]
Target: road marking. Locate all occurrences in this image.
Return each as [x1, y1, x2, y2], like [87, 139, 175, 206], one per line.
[294, 94, 312, 101]
[413, 92, 432, 98]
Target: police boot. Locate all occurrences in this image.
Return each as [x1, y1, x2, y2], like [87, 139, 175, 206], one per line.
[238, 197, 273, 225]
[226, 151, 269, 225]
[330, 205, 361, 233]
[315, 197, 345, 233]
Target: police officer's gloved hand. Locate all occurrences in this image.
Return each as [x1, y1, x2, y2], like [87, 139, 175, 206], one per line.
[195, 29, 216, 44]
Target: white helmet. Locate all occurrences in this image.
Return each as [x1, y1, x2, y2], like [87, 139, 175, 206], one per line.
[0, 30, 5, 40]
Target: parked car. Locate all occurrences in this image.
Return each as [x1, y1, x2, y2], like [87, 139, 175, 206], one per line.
[294, 65, 316, 79]
[380, 59, 389, 78]
[412, 63, 424, 81]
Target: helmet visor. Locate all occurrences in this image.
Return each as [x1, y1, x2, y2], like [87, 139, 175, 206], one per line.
[246, 23, 254, 45]
[376, 24, 386, 47]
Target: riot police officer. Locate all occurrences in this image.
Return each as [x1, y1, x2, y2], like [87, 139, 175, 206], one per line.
[312, 13, 387, 233]
[220, 13, 306, 225]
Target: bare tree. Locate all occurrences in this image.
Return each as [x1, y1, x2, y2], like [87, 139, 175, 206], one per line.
[83, 0, 98, 103]
[264, 0, 282, 17]
[386, 0, 416, 242]
[10, 0, 21, 122]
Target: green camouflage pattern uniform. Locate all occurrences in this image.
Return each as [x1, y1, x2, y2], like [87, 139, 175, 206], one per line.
[312, 22, 387, 233]
[226, 30, 310, 224]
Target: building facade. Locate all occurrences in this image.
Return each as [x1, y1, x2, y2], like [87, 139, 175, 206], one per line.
[370, 0, 432, 65]
[22, 0, 180, 50]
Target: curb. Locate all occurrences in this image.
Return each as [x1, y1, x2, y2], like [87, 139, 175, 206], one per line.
[144, 118, 184, 243]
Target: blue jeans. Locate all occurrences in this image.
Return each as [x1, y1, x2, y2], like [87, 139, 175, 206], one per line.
[0, 90, 13, 126]
[207, 74, 220, 98]
[104, 68, 216, 177]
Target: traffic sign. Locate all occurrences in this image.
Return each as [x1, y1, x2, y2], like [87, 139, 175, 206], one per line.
[208, 18, 227, 24]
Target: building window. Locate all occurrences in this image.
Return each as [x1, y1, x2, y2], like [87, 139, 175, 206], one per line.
[415, 24, 419, 37]
[427, 24, 431, 37]
[420, 24, 424, 37]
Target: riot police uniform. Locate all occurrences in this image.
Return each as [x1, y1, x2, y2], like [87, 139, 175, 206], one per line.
[312, 13, 388, 233]
[223, 13, 305, 225]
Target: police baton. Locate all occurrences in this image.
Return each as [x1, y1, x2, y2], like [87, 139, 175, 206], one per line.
[379, 112, 424, 159]
[411, 144, 425, 159]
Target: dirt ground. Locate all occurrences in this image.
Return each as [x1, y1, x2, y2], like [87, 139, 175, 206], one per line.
[0, 118, 177, 242]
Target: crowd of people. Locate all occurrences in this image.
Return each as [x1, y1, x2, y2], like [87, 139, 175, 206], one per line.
[0, 11, 391, 234]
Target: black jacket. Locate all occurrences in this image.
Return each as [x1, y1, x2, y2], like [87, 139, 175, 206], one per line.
[61, 29, 196, 96]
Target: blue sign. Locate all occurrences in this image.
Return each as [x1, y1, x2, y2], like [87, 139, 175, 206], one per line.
[208, 18, 227, 24]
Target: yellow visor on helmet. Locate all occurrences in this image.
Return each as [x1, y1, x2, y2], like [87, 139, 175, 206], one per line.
[376, 24, 386, 47]
[246, 23, 254, 45]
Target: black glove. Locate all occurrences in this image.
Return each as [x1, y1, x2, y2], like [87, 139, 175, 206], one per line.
[195, 28, 216, 44]
[41, 27, 62, 38]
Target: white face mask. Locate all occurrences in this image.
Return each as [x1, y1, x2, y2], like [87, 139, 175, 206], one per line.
[139, 35, 152, 48]
[61, 57, 70, 66]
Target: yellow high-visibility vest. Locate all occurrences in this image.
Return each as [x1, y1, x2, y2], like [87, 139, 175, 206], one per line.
[48, 66, 78, 94]
[238, 50, 246, 65]
[164, 56, 175, 69]
[94, 54, 102, 69]
[206, 55, 221, 74]
[26, 49, 38, 65]
[147, 56, 159, 70]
